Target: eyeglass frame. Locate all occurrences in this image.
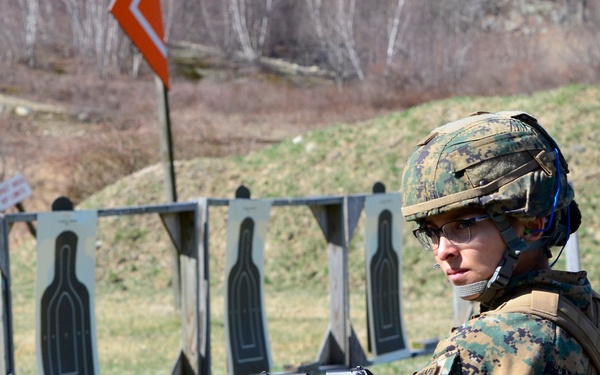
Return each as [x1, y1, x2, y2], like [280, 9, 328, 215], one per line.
[412, 214, 492, 251]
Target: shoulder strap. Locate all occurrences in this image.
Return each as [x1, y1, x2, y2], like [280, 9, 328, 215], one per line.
[498, 290, 600, 372]
[590, 289, 600, 326]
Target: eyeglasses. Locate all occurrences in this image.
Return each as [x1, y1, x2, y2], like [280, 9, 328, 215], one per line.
[413, 214, 491, 251]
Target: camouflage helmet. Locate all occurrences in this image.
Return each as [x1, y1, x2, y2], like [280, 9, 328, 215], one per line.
[400, 111, 579, 240]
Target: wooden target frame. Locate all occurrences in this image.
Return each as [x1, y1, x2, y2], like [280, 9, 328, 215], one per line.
[0, 185, 444, 374]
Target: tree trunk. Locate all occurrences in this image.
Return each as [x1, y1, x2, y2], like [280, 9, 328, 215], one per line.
[386, 0, 406, 68]
[25, 0, 39, 67]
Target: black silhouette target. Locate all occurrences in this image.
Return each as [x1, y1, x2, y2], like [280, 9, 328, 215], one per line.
[227, 217, 269, 374]
[369, 209, 406, 354]
[40, 230, 95, 375]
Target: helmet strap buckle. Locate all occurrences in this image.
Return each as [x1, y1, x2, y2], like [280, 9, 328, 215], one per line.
[463, 215, 528, 305]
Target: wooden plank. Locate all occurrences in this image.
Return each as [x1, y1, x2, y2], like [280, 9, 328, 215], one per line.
[0, 280, 4, 375]
[0, 218, 10, 281]
[311, 203, 349, 367]
[180, 255, 199, 374]
[345, 196, 365, 244]
[196, 199, 210, 375]
[0, 217, 13, 374]
[3, 202, 200, 224]
[166, 201, 207, 375]
[0, 277, 9, 375]
[170, 350, 194, 375]
[161, 213, 183, 254]
[0, 193, 379, 375]
[3, 195, 375, 225]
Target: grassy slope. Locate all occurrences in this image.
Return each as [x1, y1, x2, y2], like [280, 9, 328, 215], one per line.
[11, 84, 600, 374]
[83, 83, 600, 287]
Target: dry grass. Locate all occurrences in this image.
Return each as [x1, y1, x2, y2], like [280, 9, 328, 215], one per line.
[3, 48, 600, 374]
[0, 60, 402, 215]
[8, 235, 448, 375]
[68, 84, 600, 374]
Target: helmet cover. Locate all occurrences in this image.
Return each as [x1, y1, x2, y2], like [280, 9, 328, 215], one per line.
[400, 111, 576, 228]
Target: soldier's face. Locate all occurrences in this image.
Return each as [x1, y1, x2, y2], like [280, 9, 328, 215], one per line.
[424, 208, 507, 290]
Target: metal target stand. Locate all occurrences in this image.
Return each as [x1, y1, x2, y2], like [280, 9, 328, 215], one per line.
[0, 184, 430, 374]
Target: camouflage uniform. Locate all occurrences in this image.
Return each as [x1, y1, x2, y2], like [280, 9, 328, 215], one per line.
[414, 270, 596, 375]
[400, 111, 597, 374]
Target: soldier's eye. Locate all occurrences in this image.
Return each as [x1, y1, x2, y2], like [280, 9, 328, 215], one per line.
[456, 220, 475, 230]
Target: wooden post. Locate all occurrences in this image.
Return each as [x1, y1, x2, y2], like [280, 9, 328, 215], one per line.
[164, 200, 210, 375]
[311, 202, 348, 366]
[312, 197, 367, 369]
[155, 75, 180, 307]
[0, 216, 14, 374]
[154, 75, 178, 203]
[15, 203, 36, 237]
[1, 202, 203, 375]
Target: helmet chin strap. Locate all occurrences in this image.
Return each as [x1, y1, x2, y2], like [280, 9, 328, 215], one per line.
[454, 214, 530, 305]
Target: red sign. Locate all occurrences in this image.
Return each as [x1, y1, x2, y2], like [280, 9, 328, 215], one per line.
[109, 0, 170, 88]
[0, 174, 32, 211]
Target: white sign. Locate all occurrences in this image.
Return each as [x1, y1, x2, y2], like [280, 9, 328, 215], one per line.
[0, 174, 32, 211]
[224, 199, 272, 375]
[35, 210, 99, 375]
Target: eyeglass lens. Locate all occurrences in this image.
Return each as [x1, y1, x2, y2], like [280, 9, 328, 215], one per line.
[414, 217, 484, 251]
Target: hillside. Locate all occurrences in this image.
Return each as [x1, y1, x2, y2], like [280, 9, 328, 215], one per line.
[9, 84, 600, 374]
[78, 83, 600, 288]
[3, 0, 600, 216]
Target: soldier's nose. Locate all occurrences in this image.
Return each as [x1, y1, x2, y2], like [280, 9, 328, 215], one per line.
[435, 236, 460, 260]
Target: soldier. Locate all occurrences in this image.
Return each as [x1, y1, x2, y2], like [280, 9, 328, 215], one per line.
[400, 111, 600, 374]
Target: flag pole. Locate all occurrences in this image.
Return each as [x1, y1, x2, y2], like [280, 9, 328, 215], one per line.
[154, 74, 177, 203]
[155, 74, 180, 308]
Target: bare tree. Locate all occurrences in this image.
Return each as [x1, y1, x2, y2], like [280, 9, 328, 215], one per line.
[386, 0, 406, 69]
[0, 0, 25, 62]
[228, 0, 273, 60]
[200, 0, 219, 46]
[24, 0, 39, 66]
[93, 0, 123, 75]
[230, 0, 255, 59]
[258, 0, 272, 54]
[334, 0, 363, 80]
[63, 0, 87, 56]
[58, 0, 128, 75]
[305, 0, 364, 84]
[163, 0, 174, 40]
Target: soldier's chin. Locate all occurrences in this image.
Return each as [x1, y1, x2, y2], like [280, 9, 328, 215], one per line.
[461, 293, 481, 301]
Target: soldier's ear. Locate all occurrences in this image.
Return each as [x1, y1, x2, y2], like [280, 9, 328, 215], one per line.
[523, 218, 545, 240]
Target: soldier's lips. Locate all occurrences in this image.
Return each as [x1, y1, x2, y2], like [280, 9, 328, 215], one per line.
[446, 269, 468, 283]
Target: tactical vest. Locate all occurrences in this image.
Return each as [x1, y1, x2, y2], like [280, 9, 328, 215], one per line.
[489, 289, 600, 374]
